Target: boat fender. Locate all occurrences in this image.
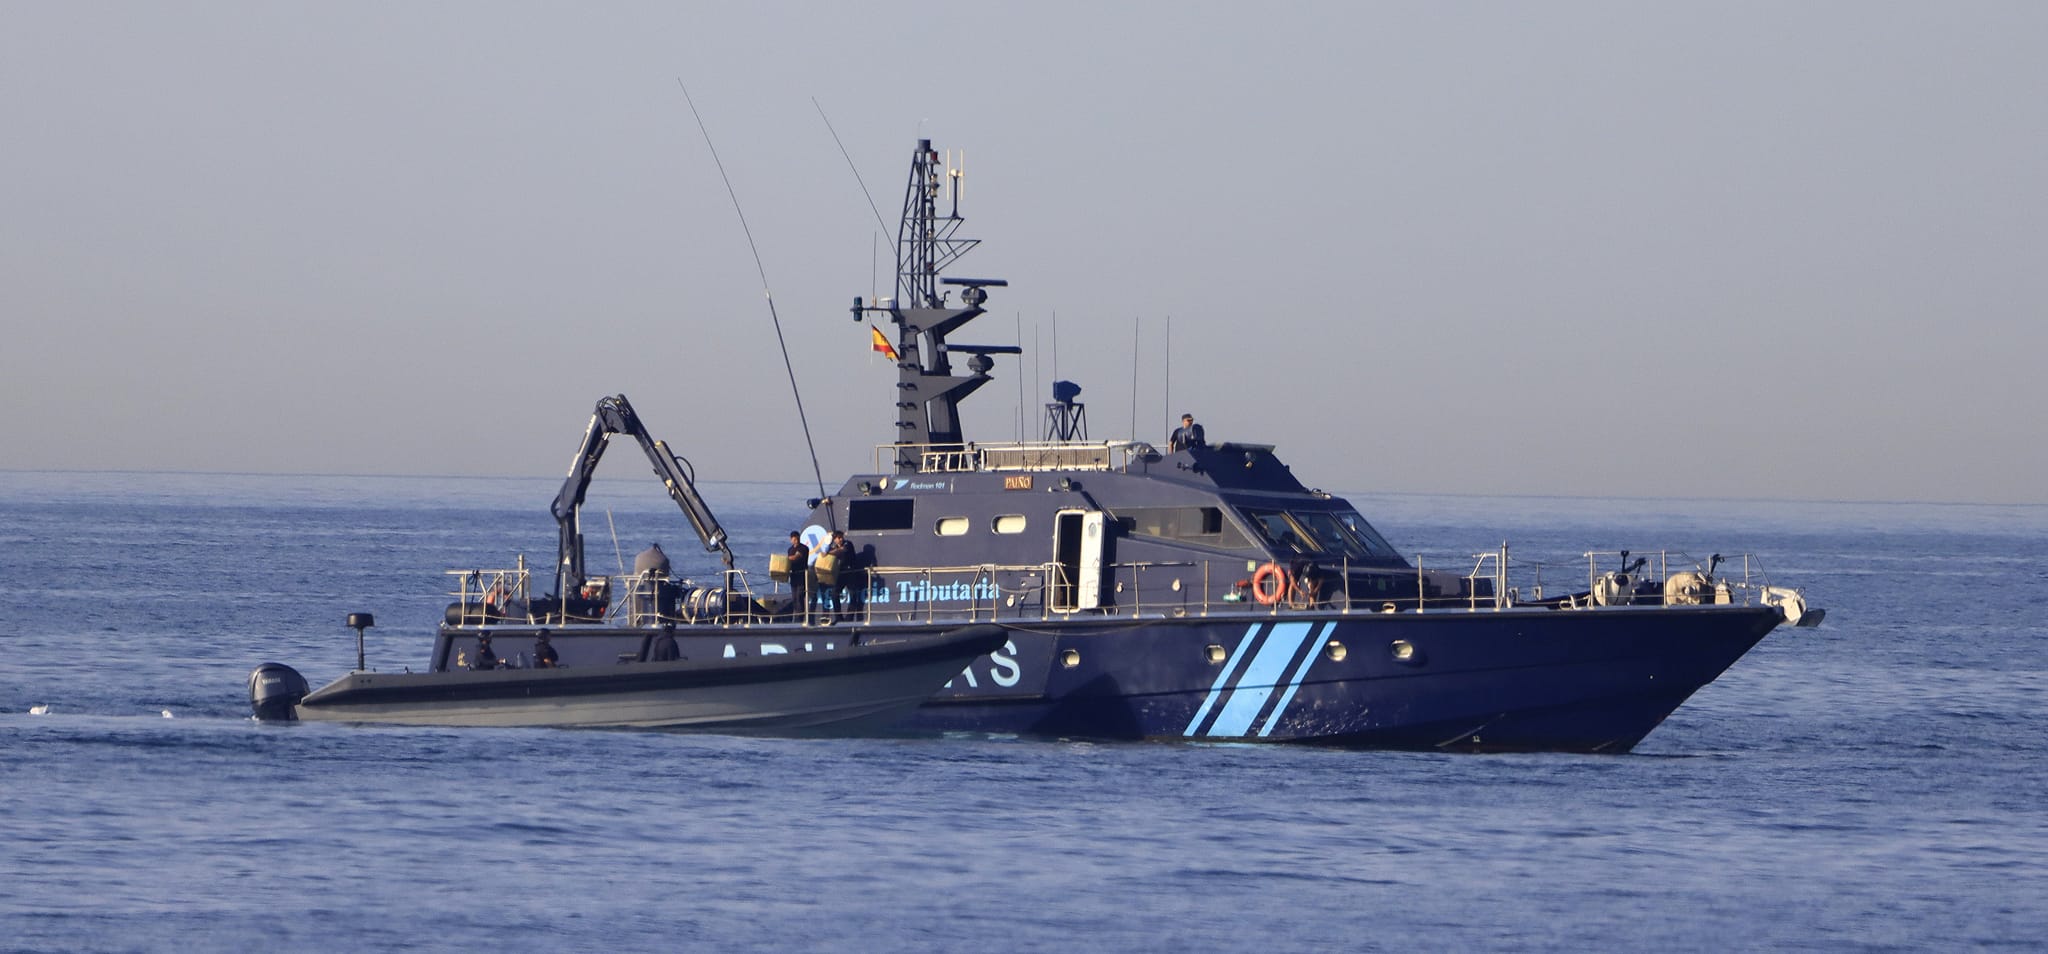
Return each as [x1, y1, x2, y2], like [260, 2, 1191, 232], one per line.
[248, 662, 309, 722]
[1251, 563, 1290, 606]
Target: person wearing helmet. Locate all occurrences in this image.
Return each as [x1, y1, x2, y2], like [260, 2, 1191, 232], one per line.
[472, 633, 499, 671]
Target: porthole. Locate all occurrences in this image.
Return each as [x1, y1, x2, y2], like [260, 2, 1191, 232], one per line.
[935, 516, 969, 536]
[1060, 648, 1081, 669]
[1325, 640, 1347, 662]
[1205, 644, 1227, 664]
[992, 514, 1027, 534]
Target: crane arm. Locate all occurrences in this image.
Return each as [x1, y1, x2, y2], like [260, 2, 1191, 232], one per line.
[551, 394, 733, 597]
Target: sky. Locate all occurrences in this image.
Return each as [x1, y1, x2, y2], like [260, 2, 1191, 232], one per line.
[3, 2, 2045, 505]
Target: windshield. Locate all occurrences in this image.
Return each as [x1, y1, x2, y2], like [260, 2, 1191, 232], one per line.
[1244, 510, 1316, 555]
[1331, 510, 1400, 560]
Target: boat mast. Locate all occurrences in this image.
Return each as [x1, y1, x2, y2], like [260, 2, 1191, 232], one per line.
[896, 141, 976, 308]
[854, 139, 1015, 474]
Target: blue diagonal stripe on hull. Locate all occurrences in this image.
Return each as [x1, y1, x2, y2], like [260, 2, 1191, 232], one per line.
[1258, 621, 1334, 738]
[1184, 623, 1263, 737]
[1208, 621, 1318, 737]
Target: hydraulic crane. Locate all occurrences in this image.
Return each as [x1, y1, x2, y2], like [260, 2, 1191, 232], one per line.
[551, 394, 733, 599]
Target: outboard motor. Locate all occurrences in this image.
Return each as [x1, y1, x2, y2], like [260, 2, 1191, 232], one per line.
[248, 662, 309, 721]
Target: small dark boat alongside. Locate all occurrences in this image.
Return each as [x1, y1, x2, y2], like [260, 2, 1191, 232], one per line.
[248, 136, 1821, 751]
[248, 624, 1006, 731]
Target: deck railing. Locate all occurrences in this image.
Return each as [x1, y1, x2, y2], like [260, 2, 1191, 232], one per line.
[874, 440, 1150, 475]
[442, 547, 1785, 630]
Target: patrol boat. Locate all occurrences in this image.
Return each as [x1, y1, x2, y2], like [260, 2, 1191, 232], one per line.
[802, 139, 1822, 751]
[261, 139, 1821, 751]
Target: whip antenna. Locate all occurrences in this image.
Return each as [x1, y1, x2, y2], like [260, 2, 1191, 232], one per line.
[1129, 316, 1141, 440]
[1016, 312, 1026, 441]
[1163, 315, 1173, 440]
[814, 97, 892, 237]
[677, 82, 830, 512]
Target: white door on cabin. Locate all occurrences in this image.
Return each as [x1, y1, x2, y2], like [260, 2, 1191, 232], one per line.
[1053, 509, 1106, 612]
[1076, 510, 1104, 610]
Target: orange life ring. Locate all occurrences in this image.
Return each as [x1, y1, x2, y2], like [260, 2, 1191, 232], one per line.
[1251, 563, 1290, 606]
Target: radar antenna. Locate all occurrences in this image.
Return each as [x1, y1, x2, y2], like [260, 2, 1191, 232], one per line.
[1044, 380, 1088, 442]
[897, 143, 979, 308]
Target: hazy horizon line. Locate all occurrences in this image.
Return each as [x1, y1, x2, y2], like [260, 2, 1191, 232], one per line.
[4, 466, 2038, 510]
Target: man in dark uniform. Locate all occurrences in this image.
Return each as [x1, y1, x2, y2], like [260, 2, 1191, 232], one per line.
[786, 530, 811, 624]
[1169, 413, 1206, 452]
[532, 630, 559, 668]
[825, 529, 861, 621]
[472, 633, 499, 671]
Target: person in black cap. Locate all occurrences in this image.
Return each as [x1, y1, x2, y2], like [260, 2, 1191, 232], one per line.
[786, 530, 812, 624]
[824, 529, 862, 621]
[532, 630, 559, 668]
[1169, 413, 1206, 452]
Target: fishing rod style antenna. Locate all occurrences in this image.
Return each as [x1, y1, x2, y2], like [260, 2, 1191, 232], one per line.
[1016, 312, 1026, 441]
[813, 98, 891, 238]
[677, 82, 831, 515]
[1163, 315, 1173, 439]
[1128, 316, 1141, 440]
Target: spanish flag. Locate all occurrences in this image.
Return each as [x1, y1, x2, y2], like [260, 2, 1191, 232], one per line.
[870, 325, 899, 361]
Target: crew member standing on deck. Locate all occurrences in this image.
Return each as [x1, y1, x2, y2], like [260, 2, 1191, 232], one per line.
[825, 529, 861, 621]
[1169, 413, 1206, 453]
[786, 530, 812, 624]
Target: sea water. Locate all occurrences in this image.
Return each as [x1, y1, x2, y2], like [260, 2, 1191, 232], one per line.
[2, 471, 2043, 952]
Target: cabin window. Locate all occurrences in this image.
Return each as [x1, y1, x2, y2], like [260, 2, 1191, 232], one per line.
[935, 516, 971, 536]
[992, 514, 1027, 534]
[1112, 506, 1249, 549]
[848, 498, 914, 531]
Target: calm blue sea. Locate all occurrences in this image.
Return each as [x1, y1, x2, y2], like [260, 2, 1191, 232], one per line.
[3, 471, 2044, 952]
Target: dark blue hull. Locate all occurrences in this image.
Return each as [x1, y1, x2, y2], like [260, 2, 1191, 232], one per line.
[902, 605, 1782, 752]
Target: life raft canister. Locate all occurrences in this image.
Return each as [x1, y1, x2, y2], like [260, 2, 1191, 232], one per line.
[1251, 563, 1290, 606]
